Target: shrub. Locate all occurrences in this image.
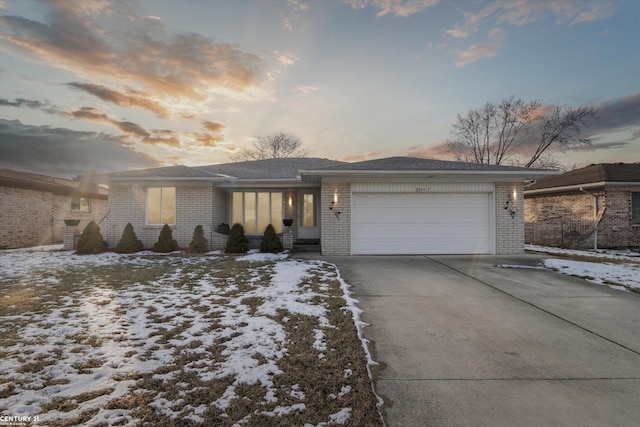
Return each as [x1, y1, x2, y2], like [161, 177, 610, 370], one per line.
[189, 225, 209, 253]
[115, 223, 144, 254]
[260, 224, 283, 253]
[225, 223, 249, 254]
[153, 224, 179, 253]
[75, 221, 108, 254]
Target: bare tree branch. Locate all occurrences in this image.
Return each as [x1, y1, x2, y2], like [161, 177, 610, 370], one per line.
[231, 131, 309, 161]
[446, 96, 595, 167]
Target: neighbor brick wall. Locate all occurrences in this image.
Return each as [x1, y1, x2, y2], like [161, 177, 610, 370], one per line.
[495, 182, 525, 255]
[524, 189, 639, 249]
[0, 186, 108, 247]
[599, 191, 640, 248]
[321, 180, 351, 255]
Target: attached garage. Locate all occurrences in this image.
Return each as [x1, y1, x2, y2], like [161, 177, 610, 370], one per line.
[299, 156, 557, 256]
[352, 192, 493, 255]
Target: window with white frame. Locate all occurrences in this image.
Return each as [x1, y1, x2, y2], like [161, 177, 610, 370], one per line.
[632, 192, 640, 225]
[232, 192, 283, 233]
[147, 187, 175, 225]
[71, 197, 90, 212]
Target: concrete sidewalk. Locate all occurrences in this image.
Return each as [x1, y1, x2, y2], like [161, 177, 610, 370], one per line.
[305, 254, 640, 426]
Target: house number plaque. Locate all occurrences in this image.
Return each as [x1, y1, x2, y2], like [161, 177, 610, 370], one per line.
[415, 187, 431, 192]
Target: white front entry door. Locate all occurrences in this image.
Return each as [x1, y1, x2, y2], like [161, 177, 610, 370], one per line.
[298, 191, 320, 239]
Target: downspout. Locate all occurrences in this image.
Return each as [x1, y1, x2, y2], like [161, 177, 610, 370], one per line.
[579, 187, 598, 251]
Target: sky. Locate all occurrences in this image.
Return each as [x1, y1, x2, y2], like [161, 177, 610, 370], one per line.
[0, 0, 639, 178]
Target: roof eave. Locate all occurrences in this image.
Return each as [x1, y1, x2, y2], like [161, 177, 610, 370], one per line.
[525, 180, 640, 195]
[300, 169, 558, 179]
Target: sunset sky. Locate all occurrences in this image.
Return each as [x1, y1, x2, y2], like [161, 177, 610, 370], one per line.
[1, 0, 639, 178]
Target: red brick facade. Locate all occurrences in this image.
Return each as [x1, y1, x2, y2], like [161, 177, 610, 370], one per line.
[525, 189, 640, 249]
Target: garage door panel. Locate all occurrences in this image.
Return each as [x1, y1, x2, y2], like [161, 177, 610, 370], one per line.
[352, 193, 491, 255]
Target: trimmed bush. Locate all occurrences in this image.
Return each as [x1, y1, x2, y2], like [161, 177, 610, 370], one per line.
[115, 223, 144, 254]
[76, 221, 108, 254]
[153, 224, 179, 253]
[260, 224, 283, 253]
[189, 225, 209, 253]
[225, 223, 249, 254]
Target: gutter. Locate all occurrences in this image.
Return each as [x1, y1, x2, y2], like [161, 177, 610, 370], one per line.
[524, 181, 640, 195]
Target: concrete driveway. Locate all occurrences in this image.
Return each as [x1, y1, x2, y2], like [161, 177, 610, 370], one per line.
[312, 254, 640, 426]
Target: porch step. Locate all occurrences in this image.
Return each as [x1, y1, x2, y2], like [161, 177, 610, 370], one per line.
[293, 240, 321, 253]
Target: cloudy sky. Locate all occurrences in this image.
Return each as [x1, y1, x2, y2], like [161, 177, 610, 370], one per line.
[1, 0, 639, 177]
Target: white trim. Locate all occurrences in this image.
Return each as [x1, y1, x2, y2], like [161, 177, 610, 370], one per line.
[525, 181, 640, 195]
[352, 181, 493, 193]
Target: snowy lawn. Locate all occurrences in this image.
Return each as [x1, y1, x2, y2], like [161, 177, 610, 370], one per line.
[524, 244, 640, 293]
[0, 246, 383, 426]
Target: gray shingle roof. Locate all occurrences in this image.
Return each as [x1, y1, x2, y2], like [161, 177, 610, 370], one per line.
[304, 156, 552, 172]
[526, 163, 640, 191]
[103, 158, 346, 181]
[106, 165, 223, 179]
[0, 169, 106, 198]
[197, 158, 346, 180]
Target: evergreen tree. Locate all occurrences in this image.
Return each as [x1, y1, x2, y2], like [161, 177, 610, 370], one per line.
[115, 223, 144, 254]
[189, 225, 209, 253]
[260, 224, 283, 253]
[153, 224, 179, 253]
[76, 221, 108, 254]
[225, 223, 249, 253]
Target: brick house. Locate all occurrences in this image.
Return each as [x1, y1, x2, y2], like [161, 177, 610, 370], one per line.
[524, 163, 640, 249]
[0, 169, 109, 248]
[96, 157, 554, 255]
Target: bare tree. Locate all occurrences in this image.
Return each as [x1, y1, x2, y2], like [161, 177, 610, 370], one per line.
[232, 132, 309, 161]
[445, 96, 596, 168]
[524, 106, 596, 167]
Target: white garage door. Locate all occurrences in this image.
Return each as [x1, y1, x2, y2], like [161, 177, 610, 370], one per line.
[352, 193, 491, 255]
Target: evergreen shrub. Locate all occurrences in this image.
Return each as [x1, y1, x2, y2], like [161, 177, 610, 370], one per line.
[153, 224, 179, 253]
[225, 223, 249, 253]
[76, 221, 108, 254]
[189, 225, 209, 253]
[115, 223, 144, 254]
[260, 224, 283, 253]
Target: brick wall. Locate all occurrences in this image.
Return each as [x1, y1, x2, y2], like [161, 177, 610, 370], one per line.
[320, 180, 351, 255]
[106, 183, 223, 249]
[524, 189, 639, 249]
[495, 182, 525, 255]
[1, 186, 108, 248]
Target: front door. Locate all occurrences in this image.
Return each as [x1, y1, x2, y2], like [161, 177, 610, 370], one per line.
[298, 191, 320, 239]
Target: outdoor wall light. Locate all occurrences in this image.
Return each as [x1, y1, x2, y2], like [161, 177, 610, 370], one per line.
[329, 193, 341, 216]
[504, 200, 516, 219]
[288, 196, 293, 207]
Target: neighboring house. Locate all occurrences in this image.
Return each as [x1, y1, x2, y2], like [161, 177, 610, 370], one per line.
[0, 169, 109, 248]
[524, 163, 640, 249]
[97, 157, 553, 255]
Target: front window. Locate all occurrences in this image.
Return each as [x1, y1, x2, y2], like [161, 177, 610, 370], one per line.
[632, 192, 640, 225]
[232, 192, 283, 233]
[147, 187, 175, 225]
[71, 197, 90, 213]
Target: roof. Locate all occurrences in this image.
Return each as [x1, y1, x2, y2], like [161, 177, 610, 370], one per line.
[103, 158, 346, 181]
[100, 156, 556, 184]
[525, 163, 640, 192]
[0, 169, 107, 198]
[306, 156, 552, 172]
[198, 158, 346, 180]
